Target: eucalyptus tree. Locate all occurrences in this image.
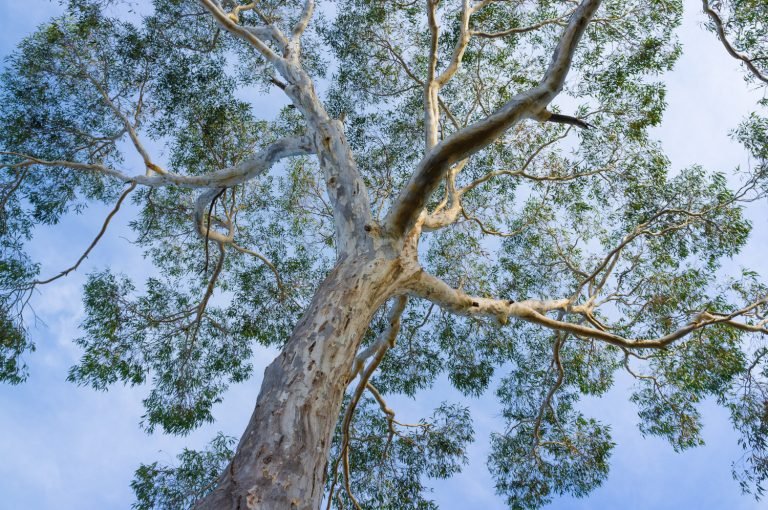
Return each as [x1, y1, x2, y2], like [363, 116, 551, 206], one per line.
[1, 0, 767, 509]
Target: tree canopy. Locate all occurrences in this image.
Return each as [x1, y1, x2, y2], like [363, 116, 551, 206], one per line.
[1, 1, 767, 509]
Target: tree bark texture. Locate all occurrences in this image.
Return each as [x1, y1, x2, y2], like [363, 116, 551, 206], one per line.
[187, 2, 605, 508]
[195, 254, 407, 510]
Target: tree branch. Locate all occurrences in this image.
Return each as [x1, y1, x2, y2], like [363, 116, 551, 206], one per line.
[435, 0, 473, 87]
[405, 270, 768, 350]
[532, 328, 566, 453]
[422, 160, 467, 231]
[424, 0, 441, 149]
[1, 136, 314, 190]
[198, 0, 284, 65]
[544, 112, 593, 129]
[702, 0, 768, 85]
[472, 13, 571, 38]
[384, 0, 602, 238]
[230, 243, 285, 300]
[291, 0, 315, 44]
[327, 296, 408, 509]
[195, 187, 234, 245]
[31, 182, 137, 286]
[200, 1, 375, 255]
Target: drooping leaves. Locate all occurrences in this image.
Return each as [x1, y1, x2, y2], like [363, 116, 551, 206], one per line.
[131, 432, 236, 510]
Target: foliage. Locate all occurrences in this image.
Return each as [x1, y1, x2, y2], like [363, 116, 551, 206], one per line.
[0, 0, 767, 508]
[131, 433, 236, 510]
[327, 398, 474, 510]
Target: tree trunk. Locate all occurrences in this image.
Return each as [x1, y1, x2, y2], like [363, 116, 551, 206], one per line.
[194, 253, 403, 510]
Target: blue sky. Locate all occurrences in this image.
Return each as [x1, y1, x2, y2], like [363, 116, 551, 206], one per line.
[0, 1, 766, 509]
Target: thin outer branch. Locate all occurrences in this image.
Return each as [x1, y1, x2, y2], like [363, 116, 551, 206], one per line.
[59, 38, 165, 176]
[573, 203, 736, 301]
[459, 129, 570, 195]
[0, 168, 29, 225]
[461, 209, 526, 237]
[191, 242, 226, 333]
[231, 242, 285, 299]
[327, 296, 408, 509]
[177, 243, 227, 380]
[529, 300, 768, 349]
[532, 329, 566, 451]
[87, 73, 164, 175]
[32, 182, 137, 286]
[472, 13, 570, 38]
[702, 0, 768, 85]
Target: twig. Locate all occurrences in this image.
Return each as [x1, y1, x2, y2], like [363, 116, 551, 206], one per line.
[32, 182, 137, 286]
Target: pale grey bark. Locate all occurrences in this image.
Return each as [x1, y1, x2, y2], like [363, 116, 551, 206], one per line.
[192, 2, 608, 509]
[194, 254, 415, 510]
[1, 135, 315, 189]
[383, 0, 602, 237]
[18, 0, 768, 508]
[406, 269, 768, 349]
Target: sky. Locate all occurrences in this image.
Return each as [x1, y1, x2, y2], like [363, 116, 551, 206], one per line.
[0, 1, 766, 509]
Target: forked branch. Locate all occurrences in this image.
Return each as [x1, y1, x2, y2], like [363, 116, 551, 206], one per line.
[198, 0, 283, 65]
[385, 0, 602, 238]
[406, 270, 768, 350]
[0, 136, 314, 190]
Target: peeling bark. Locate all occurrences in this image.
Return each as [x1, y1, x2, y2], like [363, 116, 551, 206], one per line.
[194, 254, 409, 510]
